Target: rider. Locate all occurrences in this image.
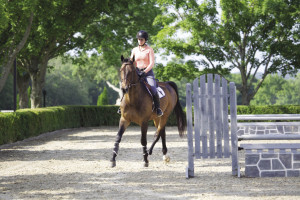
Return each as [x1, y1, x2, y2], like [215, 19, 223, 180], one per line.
[118, 30, 163, 117]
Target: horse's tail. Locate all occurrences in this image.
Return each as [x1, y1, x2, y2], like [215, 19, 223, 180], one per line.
[167, 81, 186, 138]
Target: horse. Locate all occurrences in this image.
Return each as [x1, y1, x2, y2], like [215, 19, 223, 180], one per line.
[111, 55, 186, 167]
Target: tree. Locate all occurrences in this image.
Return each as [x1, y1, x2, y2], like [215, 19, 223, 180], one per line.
[44, 57, 96, 106]
[154, 59, 205, 82]
[154, 0, 300, 105]
[14, 0, 115, 108]
[0, 0, 35, 92]
[71, 0, 162, 101]
[250, 74, 285, 105]
[251, 73, 300, 105]
[277, 75, 300, 105]
[97, 87, 109, 106]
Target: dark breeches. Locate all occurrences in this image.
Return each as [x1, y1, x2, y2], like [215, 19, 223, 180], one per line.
[139, 69, 157, 95]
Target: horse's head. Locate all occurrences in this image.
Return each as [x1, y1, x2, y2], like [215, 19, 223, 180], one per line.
[120, 55, 138, 93]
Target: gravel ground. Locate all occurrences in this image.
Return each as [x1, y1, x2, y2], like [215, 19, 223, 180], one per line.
[0, 126, 300, 200]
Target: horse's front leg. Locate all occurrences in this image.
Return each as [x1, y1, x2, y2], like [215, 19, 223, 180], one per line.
[141, 122, 149, 167]
[148, 118, 164, 155]
[148, 130, 161, 156]
[111, 118, 130, 168]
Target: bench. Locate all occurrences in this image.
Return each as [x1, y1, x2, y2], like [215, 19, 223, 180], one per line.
[231, 114, 300, 177]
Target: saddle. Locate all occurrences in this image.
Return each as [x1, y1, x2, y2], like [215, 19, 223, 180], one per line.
[140, 78, 165, 99]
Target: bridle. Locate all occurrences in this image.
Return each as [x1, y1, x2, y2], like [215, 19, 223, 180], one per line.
[120, 62, 139, 93]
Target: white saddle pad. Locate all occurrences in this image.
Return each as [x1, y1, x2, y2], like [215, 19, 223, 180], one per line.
[157, 87, 165, 98]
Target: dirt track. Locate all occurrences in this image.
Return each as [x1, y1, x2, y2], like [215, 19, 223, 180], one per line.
[0, 126, 300, 200]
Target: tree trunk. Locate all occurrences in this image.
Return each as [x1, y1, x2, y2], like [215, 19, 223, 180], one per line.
[0, 12, 33, 92]
[238, 64, 252, 105]
[29, 57, 48, 108]
[17, 72, 30, 109]
[240, 90, 251, 105]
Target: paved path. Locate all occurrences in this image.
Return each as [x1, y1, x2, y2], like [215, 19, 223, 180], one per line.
[0, 126, 299, 200]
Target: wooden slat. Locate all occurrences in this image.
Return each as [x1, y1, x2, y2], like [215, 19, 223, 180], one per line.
[230, 82, 239, 176]
[237, 122, 300, 126]
[238, 134, 300, 141]
[207, 74, 215, 158]
[193, 78, 201, 158]
[222, 78, 230, 157]
[241, 143, 300, 150]
[200, 75, 208, 158]
[214, 75, 222, 158]
[230, 114, 300, 121]
[186, 83, 194, 178]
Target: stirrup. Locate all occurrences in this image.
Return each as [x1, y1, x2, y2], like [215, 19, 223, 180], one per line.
[156, 108, 163, 117]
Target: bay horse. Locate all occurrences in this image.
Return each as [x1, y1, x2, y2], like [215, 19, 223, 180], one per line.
[111, 55, 186, 167]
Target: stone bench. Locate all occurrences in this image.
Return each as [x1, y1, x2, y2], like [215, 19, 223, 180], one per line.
[233, 114, 300, 177]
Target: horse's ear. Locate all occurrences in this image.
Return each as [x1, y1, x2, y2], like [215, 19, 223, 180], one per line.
[121, 55, 124, 62]
[131, 55, 135, 63]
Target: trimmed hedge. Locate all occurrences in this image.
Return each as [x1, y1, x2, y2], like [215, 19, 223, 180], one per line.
[0, 105, 299, 145]
[0, 106, 120, 145]
[235, 105, 300, 114]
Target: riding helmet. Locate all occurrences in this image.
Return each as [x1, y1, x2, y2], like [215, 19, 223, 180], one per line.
[136, 30, 148, 41]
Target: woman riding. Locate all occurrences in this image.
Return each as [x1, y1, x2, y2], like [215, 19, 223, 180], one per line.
[118, 30, 163, 117]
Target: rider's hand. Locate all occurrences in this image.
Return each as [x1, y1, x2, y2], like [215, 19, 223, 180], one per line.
[139, 71, 146, 78]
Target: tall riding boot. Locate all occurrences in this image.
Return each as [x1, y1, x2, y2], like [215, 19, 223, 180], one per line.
[153, 93, 163, 117]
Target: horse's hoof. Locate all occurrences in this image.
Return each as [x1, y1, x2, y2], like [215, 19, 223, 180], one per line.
[111, 161, 116, 168]
[144, 162, 149, 167]
[163, 155, 170, 163]
[148, 150, 152, 155]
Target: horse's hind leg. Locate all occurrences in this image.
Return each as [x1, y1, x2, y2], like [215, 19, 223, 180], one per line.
[161, 127, 170, 163]
[149, 118, 168, 155]
[111, 119, 130, 168]
[160, 127, 167, 155]
[149, 127, 168, 156]
[141, 122, 149, 167]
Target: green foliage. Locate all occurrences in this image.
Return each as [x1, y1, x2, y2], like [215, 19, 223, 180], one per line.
[71, 0, 162, 86]
[0, 0, 35, 38]
[0, 75, 13, 110]
[0, 0, 36, 64]
[153, 0, 300, 105]
[45, 57, 98, 106]
[154, 60, 205, 82]
[251, 73, 300, 105]
[0, 0, 8, 32]
[16, 87, 31, 109]
[13, 0, 115, 108]
[0, 106, 120, 145]
[97, 87, 109, 106]
[236, 105, 300, 115]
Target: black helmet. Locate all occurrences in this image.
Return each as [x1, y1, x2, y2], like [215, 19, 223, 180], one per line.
[136, 30, 148, 41]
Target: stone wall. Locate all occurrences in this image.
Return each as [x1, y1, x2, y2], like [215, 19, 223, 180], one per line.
[245, 152, 300, 177]
[237, 124, 300, 136]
